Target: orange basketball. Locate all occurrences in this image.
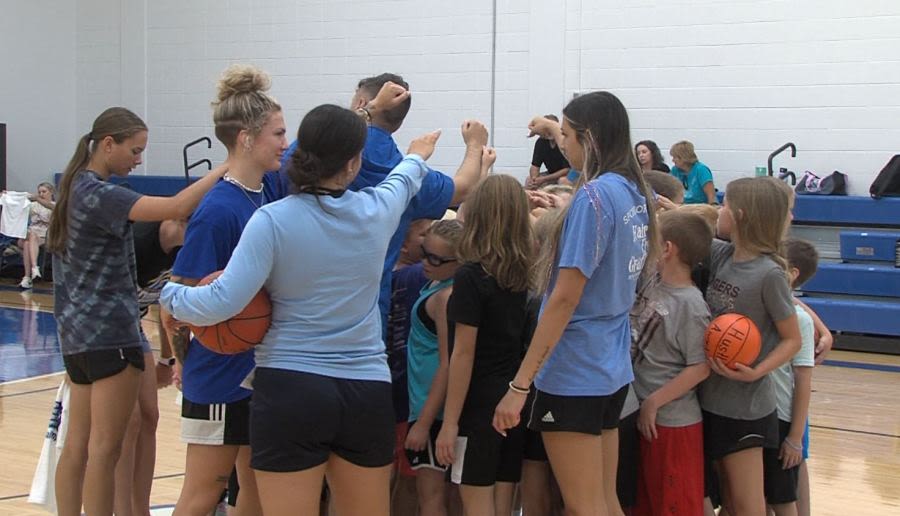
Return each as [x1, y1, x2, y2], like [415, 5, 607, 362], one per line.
[704, 313, 762, 370]
[189, 270, 272, 355]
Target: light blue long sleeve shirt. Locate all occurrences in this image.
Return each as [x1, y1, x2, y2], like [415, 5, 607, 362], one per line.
[161, 155, 429, 382]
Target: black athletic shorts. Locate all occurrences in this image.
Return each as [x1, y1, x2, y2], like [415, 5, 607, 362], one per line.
[527, 384, 629, 435]
[616, 410, 640, 509]
[523, 428, 548, 462]
[764, 419, 800, 504]
[64, 347, 145, 385]
[250, 368, 395, 472]
[703, 410, 779, 461]
[450, 418, 525, 487]
[522, 390, 547, 462]
[404, 419, 446, 472]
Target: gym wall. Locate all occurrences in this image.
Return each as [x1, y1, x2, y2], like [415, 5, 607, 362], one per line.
[3, 0, 899, 194]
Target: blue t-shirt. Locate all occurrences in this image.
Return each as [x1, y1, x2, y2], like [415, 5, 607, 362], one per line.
[358, 127, 454, 334]
[280, 127, 454, 337]
[534, 173, 650, 396]
[172, 173, 281, 404]
[670, 161, 714, 204]
[388, 262, 429, 422]
[161, 156, 430, 383]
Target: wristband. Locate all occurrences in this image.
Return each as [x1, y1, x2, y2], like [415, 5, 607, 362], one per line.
[508, 381, 530, 395]
[158, 357, 176, 367]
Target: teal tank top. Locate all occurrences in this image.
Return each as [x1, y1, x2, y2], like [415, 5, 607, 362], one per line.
[406, 278, 453, 421]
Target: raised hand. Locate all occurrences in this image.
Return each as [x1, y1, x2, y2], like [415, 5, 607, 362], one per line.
[482, 146, 497, 171]
[407, 130, 442, 161]
[461, 120, 489, 148]
[370, 81, 411, 113]
[527, 116, 559, 139]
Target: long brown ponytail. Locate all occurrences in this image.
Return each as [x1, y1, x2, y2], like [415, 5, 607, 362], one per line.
[533, 92, 660, 293]
[47, 107, 147, 255]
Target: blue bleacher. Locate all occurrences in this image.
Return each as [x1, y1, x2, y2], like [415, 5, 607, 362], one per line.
[802, 263, 900, 298]
[801, 298, 900, 338]
[786, 195, 900, 353]
[839, 231, 899, 264]
[791, 195, 900, 227]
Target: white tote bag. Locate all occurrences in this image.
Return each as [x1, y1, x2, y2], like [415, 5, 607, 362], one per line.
[28, 379, 70, 514]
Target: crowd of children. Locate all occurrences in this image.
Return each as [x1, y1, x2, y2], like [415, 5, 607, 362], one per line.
[46, 63, 833, 516]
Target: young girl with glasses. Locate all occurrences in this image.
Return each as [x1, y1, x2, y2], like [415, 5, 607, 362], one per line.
[403, 219, 463, 516]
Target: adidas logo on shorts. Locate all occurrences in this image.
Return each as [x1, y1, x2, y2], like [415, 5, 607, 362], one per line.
[541, 411, 555, 423]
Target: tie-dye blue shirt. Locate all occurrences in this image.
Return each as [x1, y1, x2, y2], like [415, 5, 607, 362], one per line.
[54, 171, 145, 355]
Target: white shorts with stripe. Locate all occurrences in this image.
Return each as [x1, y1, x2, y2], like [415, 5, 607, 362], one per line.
[180, 396, 251, 446]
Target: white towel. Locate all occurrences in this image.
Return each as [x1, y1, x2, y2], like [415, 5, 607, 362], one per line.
[28, 380, 70, 513]
[0, 191, 33, 239]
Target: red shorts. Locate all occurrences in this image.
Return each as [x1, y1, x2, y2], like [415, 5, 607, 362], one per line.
[634, 422, 704, 516]
[394, 422, 416, 478]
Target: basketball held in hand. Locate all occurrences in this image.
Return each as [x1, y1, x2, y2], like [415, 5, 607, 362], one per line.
[189, 270, 272, 355]
[705, 313, 762, 370]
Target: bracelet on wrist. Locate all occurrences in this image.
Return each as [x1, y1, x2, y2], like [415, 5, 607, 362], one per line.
[508, 381, 530, 395]
[158, 357, 176, 367]
[356, 105, 373, 123]
[783, 437, 802, 451]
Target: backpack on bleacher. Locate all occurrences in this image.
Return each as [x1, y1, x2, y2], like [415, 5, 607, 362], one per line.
[870, 154, 900, 199]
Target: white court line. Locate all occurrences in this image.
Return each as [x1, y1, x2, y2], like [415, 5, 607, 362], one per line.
[0, 371, 64, 386]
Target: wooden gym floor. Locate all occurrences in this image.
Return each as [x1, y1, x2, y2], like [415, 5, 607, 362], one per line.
[0, 283, 897, 516]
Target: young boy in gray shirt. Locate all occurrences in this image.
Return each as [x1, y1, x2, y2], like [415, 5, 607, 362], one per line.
[630, 210, 713, 515]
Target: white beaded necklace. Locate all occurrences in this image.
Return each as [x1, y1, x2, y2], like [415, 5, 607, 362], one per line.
[224, 174, 265, 209]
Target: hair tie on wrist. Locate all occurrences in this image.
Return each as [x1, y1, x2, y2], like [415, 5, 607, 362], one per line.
[784, 437, 802, 452]
[508, 381, 530, 395]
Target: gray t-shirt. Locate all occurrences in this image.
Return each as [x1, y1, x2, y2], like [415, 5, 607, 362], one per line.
[699, 240, 795, 419]
[630, 275, 710, 427]
[54, 171, 145, 355]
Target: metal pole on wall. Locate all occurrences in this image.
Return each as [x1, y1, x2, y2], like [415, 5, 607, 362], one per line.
[489, 0, 497, 147]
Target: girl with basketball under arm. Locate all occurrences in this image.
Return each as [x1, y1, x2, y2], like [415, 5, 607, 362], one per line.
[49, 106, 227, 516]
[164, 64, 285, 516]
[161, 101, 441, 516]
[698, 177, 801, 516]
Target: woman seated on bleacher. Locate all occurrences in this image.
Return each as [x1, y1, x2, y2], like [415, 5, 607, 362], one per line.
[19, 182, 55, 289]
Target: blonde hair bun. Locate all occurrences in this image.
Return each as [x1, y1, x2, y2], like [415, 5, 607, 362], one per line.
[215, 64, 272, 103]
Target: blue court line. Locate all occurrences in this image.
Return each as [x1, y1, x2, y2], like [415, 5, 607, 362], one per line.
[823, 359, 900, 373]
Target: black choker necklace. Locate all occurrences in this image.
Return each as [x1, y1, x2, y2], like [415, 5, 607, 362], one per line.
[299, 186, 346, 198]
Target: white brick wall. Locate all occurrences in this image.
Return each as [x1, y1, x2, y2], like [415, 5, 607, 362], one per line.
[0, 0, 76, 190]
[7, 0, 898, 194]
[566, 0, 900, 194]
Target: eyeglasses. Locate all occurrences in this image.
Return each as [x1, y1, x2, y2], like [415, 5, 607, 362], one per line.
[420, 245, 457, 267]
